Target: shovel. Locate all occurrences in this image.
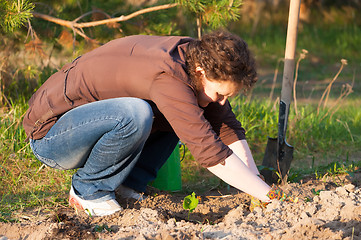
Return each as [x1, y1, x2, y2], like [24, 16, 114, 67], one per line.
[260, 0, 301, 185]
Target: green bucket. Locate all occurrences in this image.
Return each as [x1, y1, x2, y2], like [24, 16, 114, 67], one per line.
[150, 146, 182, 192]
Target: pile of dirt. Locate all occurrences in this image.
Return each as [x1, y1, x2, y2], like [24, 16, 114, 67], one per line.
[1, 173, 360, 240]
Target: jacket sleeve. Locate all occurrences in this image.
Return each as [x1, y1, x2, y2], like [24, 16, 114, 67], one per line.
[203, 101, 246, 145]
[149, 74, 233, 168]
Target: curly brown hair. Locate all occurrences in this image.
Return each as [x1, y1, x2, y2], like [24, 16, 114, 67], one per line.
[185, 30, 257, 92]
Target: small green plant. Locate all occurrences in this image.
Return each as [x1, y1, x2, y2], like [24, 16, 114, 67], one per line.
[311, 188, 323, 196]
[183, 192, 199, 220]
[93, 224, 112, 233]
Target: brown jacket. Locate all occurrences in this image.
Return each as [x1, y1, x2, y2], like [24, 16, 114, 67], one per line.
[23, 35, 245, 168]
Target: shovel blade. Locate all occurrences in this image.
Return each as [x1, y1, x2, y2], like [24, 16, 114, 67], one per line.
[260, 137, 294, 185]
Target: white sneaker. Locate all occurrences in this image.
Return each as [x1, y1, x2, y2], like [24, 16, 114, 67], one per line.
[117, 185, 147, 201]
[69, 186, 122, 217]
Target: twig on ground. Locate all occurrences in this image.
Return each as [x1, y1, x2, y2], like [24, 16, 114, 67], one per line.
[207, 195, 233, 198]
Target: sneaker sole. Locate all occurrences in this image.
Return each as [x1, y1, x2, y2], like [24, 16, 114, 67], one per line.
[69, 195, 84, 210]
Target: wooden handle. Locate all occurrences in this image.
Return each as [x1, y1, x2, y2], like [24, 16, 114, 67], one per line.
[278, 0, 301, 139]
[281, 0, 301, 106]
[284, 0, 301, 60]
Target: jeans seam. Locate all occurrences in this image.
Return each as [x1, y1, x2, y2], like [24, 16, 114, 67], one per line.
[44, 116, 133, 140]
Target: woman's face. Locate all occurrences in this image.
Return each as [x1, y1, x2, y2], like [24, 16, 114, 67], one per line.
[195, 67, 239, 107]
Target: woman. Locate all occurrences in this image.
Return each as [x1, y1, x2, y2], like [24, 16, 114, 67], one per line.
[23, 30, 295, 216]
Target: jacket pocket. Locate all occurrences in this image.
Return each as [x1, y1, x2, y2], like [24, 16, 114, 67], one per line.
[27, 89, 55, 139]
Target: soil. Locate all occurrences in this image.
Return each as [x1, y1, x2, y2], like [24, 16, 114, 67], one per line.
[1, 173, 361, 240]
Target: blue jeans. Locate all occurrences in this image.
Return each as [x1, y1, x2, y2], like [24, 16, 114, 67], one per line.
[30, 97, 178, 201]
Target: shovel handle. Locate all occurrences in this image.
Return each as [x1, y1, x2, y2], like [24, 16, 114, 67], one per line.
[279, 0, 301, 138]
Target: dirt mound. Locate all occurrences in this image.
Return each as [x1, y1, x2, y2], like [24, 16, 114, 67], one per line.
[1, 174, 360, 240]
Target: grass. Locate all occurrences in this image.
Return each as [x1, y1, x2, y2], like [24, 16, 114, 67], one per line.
[1, 12, 361, 222]
[0, 104, 74, 222]
[230, 96, 361, 160]
[236, 18, 361, 67]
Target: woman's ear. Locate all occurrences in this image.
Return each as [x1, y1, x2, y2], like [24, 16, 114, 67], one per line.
[195, 66, 205, 76]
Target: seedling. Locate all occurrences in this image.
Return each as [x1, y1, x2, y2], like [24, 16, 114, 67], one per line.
[183, 192, 199, 220]
[311, 188, 322, 196]
[94, 224, 112, 233]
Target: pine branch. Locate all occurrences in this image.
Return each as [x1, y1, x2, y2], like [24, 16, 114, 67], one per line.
[31, 3, 178, 40]
[176, 0, 242, 32]
[0, 0, 35, 32]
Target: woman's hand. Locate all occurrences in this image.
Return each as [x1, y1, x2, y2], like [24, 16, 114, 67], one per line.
[249, 184, 299, 212]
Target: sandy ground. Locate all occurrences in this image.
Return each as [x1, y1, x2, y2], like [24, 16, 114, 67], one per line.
[1, 173, 361, 240]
